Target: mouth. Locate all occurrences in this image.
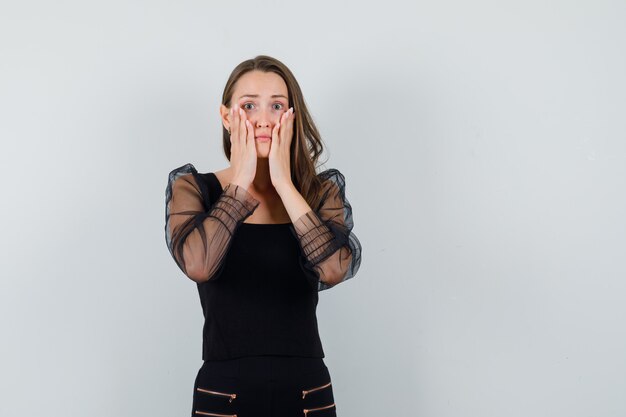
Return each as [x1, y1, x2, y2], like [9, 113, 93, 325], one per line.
[255, 136, 271, 142]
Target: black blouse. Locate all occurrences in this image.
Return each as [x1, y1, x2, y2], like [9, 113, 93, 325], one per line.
[164, 163, 362, 360]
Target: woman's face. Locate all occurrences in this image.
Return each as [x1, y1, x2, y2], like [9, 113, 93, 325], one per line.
[222, 70, 290, 159]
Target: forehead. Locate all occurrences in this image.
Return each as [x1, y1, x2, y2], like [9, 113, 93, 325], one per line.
[233, 70, 288, 99]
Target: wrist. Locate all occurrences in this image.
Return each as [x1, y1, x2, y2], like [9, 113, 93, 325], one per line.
[275, 181, 295, 196]
[231, 177, 251, 191]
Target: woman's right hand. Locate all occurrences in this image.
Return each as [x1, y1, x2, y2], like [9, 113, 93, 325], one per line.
[228, 106, 257, 189]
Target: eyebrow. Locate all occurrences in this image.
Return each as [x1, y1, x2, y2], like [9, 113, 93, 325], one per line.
[238, 94, 288, 100]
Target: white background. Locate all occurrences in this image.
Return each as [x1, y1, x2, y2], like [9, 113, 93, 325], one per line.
[1, 1, 625, 416]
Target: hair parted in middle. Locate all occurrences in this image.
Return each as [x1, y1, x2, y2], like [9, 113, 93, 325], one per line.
[220, 54, 331, 212]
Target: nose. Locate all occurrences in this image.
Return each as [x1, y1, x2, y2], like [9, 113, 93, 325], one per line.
[255, 108, 273, 129]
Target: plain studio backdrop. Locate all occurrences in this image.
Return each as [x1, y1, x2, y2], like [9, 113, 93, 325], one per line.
[1, 1, 625, 416]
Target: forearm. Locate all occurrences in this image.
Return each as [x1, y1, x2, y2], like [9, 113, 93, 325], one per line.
[170, 182, 260, 282]
[276, 182, 315, 228]
[277, 182, 336, 260]
[276, 169, 362, 291]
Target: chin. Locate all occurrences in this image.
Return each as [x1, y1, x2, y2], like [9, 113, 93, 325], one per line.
[256, 145, 270, 158]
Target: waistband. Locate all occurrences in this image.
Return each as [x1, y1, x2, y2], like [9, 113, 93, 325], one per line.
[201, 355, 326, 382]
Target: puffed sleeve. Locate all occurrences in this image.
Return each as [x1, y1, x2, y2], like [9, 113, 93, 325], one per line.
[164, 163, 260, 282]
[289, 168, 362, 291]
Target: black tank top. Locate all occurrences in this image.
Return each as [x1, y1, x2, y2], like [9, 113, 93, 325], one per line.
[196, 172, 325, 361]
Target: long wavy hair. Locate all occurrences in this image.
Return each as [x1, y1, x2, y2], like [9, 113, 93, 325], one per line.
[221, 55, 329, 212]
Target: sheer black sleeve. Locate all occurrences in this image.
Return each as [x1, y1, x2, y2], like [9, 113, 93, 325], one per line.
[164, 163, 260, 282]
[289, 168, 363, 291]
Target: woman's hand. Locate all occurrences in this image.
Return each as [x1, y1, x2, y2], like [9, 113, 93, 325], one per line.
[269, 106, 295, 192]
[228, 106, 257, 189]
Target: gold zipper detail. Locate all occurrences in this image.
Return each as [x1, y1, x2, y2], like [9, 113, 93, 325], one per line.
[303, 402, 335, 415]
[196, 387, 237, 403]
[194, 411, 237, 417]
[302, 381, 332, 399]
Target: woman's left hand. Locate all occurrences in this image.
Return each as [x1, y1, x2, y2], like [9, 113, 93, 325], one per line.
[269, 106, 295, 192]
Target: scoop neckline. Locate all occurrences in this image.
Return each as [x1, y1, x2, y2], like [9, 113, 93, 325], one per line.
[241, 222, 292, 226]
[208, 172, 292, 226]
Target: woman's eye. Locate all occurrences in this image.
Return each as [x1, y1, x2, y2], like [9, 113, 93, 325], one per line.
[241, 103, 284, 111]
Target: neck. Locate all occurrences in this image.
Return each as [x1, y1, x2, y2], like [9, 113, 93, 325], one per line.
[251, 158, 276, 194]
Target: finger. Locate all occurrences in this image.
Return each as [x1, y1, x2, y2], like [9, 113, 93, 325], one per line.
[226, 107, 232, 142]
[272, 120, 281, 147]
[279, 109, 290, 146]
[287, 107, 295, 142]
[231, 106, 240, 149]
[245, 119, 254, 149]
[238, 108, 247, 145]
[242, 109, 253, 150]
[269, 120, 278, 158]
[246, 119, 258, 158]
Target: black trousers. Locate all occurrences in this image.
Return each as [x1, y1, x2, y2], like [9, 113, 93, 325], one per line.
[191, 355, 337, 417]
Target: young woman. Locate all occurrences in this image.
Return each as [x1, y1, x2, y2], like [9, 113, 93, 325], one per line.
[164, 55, 362, 417]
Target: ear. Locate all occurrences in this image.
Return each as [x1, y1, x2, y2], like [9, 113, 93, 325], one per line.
[220, 104, 231, 131]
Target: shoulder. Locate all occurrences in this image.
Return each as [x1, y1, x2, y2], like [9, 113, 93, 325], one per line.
[317, 168, 347, 190]
[317, 167, 347, 195]
[166, 163, 209, 196]
[166, 163, 218, 209]
[167, 162, 198, 182]
[166, 163, 229, 200]
[167, 162, 224, 184]
[317, 167, 345, 182]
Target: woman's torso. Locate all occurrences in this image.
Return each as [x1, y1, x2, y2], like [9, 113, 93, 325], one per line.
[194, 169, 325, 361]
